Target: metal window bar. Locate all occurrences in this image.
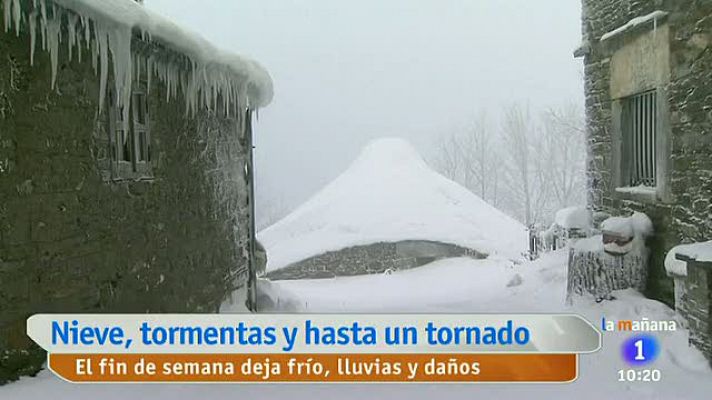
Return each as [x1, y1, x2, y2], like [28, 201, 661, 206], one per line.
[624, 91, 656, 187]
[132, 91, 149, 163]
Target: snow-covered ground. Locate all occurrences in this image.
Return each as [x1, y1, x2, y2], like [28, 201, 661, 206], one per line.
[4, 250, 712, 400]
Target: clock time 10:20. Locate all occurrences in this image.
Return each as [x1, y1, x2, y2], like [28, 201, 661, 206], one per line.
[618, 369, 661, 382]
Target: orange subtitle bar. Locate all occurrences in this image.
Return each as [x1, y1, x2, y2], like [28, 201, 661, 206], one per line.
[49, 353, 577, 383]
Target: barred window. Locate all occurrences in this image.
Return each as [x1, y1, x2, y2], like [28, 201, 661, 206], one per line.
[107, 81, 152, 180]
[622, 90, 657, 187]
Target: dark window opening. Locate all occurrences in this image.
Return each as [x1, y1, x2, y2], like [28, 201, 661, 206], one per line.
[622, 90, 657, 187]
[120, 130, 132, 162]
[133, 93, 147, 125]
[106, 83, 152, 179]
[137, 131, 147, 162]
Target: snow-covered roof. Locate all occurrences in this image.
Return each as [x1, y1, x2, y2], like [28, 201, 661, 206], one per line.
[3, 0, 272, 114]
[666, 241, 712, 277]
[600, 10, 668, 42]
[259, 138, 528, 272]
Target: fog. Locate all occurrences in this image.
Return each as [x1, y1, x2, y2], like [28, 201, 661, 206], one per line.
[147, 0, 584, 226]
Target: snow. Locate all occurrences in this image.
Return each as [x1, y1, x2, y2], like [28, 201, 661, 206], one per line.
[258, 138, 528, 272]
[666, 247, 689, 277]
[256, 252, 712, 398]
[666, 241, 712, 277]
[600, 10, 669, 41]
[573, 232, 648, 259]
[2, 0, 273, 118]
[6, 251, 712, 399]
[554, 206, 590, 230]
[598, 212, 653, 255]
[572, 235, 603, 253]
[615, 185, 657, 195]
[601, 212, 654, 238]
[677, 241, 712, 263]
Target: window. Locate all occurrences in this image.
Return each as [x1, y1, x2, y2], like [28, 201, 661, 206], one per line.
[132, 90, 150, 165]
[114, 105, 132, 163]
[107, 82, 152, 180]
[621, 90, 657, 187]
[607, 20, 671, 202]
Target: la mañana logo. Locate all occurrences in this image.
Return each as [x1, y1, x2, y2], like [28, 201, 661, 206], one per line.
[601, 317, 677, 332]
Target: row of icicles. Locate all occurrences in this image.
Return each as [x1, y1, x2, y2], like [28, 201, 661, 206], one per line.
[3, 0, 250, 121]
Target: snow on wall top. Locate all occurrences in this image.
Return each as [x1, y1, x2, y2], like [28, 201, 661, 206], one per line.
[3, 0, 272, 116]
[600, 10, 668, 42]
[666, 241, 712, 277]
[601, 212, 654, 238]
[259, 138, 528, 272]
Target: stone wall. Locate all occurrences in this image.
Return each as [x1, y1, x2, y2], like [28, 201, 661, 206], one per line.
[567, 237, 648, 301]
[581, 0, 712, 306]
[265, 240, 484, 280]
[0, 26, 252, 382]
[681, 259, 712, 361]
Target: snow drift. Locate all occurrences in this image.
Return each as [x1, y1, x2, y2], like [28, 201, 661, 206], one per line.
[259, 138, 527, 272]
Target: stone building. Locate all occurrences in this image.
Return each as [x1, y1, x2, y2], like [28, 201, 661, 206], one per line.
[0, 0, 272, 382]
[260, 138, 527, 280]
[577, 0, 711, 305]
[578, 0, 711, 358]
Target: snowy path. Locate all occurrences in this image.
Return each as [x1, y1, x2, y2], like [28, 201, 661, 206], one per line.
[3, 251, 712, 399]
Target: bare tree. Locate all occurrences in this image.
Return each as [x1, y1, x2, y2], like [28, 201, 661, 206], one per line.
[433, 132, 464, 183]
[501, 103, 535, 226]
[540, 103, 586, 210]
[431, 101, 586, 227]
[432, 112, 503, 206]
[460, 111, 492, 200]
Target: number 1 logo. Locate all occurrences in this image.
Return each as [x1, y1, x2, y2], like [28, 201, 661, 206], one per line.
[622, 335, 660, 366]
[634, 339, 645, 361]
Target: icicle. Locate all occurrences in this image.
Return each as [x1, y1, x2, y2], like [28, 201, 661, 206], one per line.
[11, 0, 20, 35]
[107, 25, 133, 129]
[653, 15, 658, 39]
[96, 29, 108, 112]
[90, 37, 97, 73]
[28, 9, 37, 65]
[146, 56, 153, 95]
[165, 63, 171, 102]
[39, 0, 46, 50]
[67, 14, 77, 61]
[3, 0, 10, 33]
[46, 5, 61, 89]
[0, 0, 260, 119]
[82, 14, 89, 49]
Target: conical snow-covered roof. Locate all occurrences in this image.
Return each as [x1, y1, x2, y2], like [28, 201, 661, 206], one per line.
[259, 138, 527, 272]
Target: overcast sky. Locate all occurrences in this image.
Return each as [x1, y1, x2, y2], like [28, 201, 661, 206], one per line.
[147, 0, 584, 222]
